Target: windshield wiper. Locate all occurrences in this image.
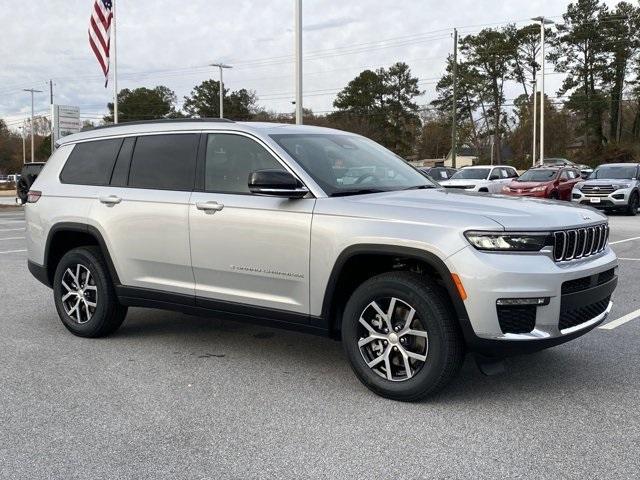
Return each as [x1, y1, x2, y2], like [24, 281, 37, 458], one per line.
[330, 188, 388, 197]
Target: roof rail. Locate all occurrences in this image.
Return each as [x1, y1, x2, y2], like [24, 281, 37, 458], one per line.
[88, 117, 234, 131]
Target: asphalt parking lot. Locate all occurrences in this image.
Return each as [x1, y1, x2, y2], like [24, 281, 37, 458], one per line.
[1, 206, 639, 479]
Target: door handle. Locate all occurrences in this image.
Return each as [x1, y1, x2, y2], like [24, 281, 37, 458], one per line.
[196, 201, 224, 213]
[99, 195, 122, 205]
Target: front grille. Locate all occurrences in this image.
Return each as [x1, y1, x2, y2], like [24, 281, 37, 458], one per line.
[559, 296, 610, 331]
[561, 268, 616, 295]
[497, 305, 536, 334]
[553, 224, 609, 262]
[581, 184, 615, 194]
[445, 185, 475, 190]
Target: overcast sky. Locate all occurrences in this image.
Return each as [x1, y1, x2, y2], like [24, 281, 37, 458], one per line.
[0, 0, 622, 128]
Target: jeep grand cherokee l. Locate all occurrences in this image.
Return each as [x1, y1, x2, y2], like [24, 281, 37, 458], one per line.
[25, 119, 618, 401]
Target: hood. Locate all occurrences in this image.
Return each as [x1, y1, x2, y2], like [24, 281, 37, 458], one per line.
[317, 188, 607, 231]
[508, 180, 551, 189]
[580, 178, 634, 187]
[439, 178, 486, 187]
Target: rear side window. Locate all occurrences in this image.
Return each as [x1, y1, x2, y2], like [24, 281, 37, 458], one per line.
[60, 138, 123, 185]
[128, 134, 198, 191]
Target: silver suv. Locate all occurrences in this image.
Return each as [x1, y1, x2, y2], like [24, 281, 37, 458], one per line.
[572, 163, 640, 216]
[25, 119, 618, 401]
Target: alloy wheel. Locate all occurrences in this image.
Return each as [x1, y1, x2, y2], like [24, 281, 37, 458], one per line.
[60, 263, 98, 324]
[357, 297, 429, 382]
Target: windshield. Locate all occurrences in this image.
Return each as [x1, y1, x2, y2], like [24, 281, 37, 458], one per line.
[589, 165, 637, 180]
[517, 169, 558, 182]
[450, 168, 490, 180]
[270, 134, 435, 196]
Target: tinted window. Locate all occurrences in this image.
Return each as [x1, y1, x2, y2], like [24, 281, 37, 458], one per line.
[128, 134, 198, 191]
[517, 169, 557, 182]
[110, 137, 135, 187]
[205, 134, 284, 194]
[60, 138, 123, 185]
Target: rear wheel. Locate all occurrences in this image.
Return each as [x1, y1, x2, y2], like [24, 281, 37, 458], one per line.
[53, 246, 127, 337]
[341, 272, 464, 401]
[626, 192, 638, 216]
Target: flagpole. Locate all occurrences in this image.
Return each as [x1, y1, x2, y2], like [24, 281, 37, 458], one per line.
[112, 0, 118, 124]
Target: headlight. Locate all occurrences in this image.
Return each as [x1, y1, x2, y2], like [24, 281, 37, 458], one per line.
[531, 186, 547, 192]
[615, 183, 631, 189]
[464, 231, 551, 251]
[502, 186, 511, 192]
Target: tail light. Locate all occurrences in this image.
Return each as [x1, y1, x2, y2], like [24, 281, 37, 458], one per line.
[26, 190, 41, 203]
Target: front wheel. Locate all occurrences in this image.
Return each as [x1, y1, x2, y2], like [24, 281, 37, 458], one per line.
[341, 272, 464, 401]
[626, 192, 638, 216]
[549, 191, 559, 200]
[53, 246, 128, 337]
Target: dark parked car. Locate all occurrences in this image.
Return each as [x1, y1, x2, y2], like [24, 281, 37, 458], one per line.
[502, 166, 581, 200]
[17, 162, 45, 204]
[419, 166, 457, 182]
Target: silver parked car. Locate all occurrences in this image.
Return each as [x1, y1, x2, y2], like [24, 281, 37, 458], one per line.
[572, 163, 640, 216]
[439, 165, 518, 193]
[25, 119, 618, 401]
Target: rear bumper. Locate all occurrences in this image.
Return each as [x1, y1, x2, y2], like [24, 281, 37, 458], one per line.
[28, 260, 51, 288]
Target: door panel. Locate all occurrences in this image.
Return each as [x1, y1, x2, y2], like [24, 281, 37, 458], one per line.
[91, 187, 194, 295]
[189, 193, 314, 314]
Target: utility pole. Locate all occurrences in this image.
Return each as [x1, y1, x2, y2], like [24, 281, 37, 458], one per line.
[112, 0, 118, 124]
[21, 121, 26, 164]
[451, 28, 458, 169]
[295, 0, 303, 124]
[210, 63, 233, 118]
[532, 16, 554, 165]
[49, 80, 54, 154]
[532, 79, 537, 166]
[23, 88, 43, 163]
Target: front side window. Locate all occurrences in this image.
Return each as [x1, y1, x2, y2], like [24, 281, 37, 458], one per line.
[60, 138, 123, 185]
[205, 134, 285, 194]
[270, 134, 433, 196]
[128, 134, 198, 191]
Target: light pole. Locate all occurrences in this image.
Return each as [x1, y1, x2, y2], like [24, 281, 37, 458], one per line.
[210, 63, 233, 119]
[21, 121, 26, 164]
[531, 16, 554, 165]
[532, 79, 537, 166]
[23, 88, 43, 163]
[294, 0, 303, 124]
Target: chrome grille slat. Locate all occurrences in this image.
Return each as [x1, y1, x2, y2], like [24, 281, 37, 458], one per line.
[552, 223, 608, 262]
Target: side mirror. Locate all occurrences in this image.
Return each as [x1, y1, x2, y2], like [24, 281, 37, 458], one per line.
[248, 169, 309, 199]
[559, 177, 568, 183]
[489, 174, 500, 181]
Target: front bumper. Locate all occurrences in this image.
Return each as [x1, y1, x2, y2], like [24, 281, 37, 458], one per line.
[446, 245, 618, 356]
[572, 188, 631, 208]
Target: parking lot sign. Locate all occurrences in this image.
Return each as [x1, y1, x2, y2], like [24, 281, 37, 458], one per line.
[52, 105, 81, 144]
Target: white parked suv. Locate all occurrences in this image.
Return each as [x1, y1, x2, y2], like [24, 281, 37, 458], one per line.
[25, 120, 618, 401]
[439, 165, 518, 193]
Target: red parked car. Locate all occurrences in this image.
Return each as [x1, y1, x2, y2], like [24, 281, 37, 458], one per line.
[502, 166, 581, 200]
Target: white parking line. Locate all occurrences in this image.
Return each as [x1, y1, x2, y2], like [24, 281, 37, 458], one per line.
[0, 249, 26, 255]
[0, 228, 25, 232]
[600, 308, 640, 330]
[0, 220, 25, 224]
[0, 237, 25, 241]
[609, 236, 640, 245]
[618, 257, 640, 261]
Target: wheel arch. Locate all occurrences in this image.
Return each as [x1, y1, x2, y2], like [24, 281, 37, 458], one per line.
[43, 222, 120, 287]
[321, 244, 470, 339]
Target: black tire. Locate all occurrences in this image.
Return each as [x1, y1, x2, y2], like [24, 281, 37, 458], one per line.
[53, 246, 127, 338]
[341, 271, 464, 401]
[549, 191, 559, 200]
[626, 192, 638, 216]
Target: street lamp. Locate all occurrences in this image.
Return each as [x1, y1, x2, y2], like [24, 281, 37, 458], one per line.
[210, 63, 233, 119]
[531, 79, 537, 166]
[23, 88, 43, 163]
[531, 16, 554, 165]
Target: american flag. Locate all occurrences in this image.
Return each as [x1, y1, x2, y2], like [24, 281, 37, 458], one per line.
[88, 0, 113, 87]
